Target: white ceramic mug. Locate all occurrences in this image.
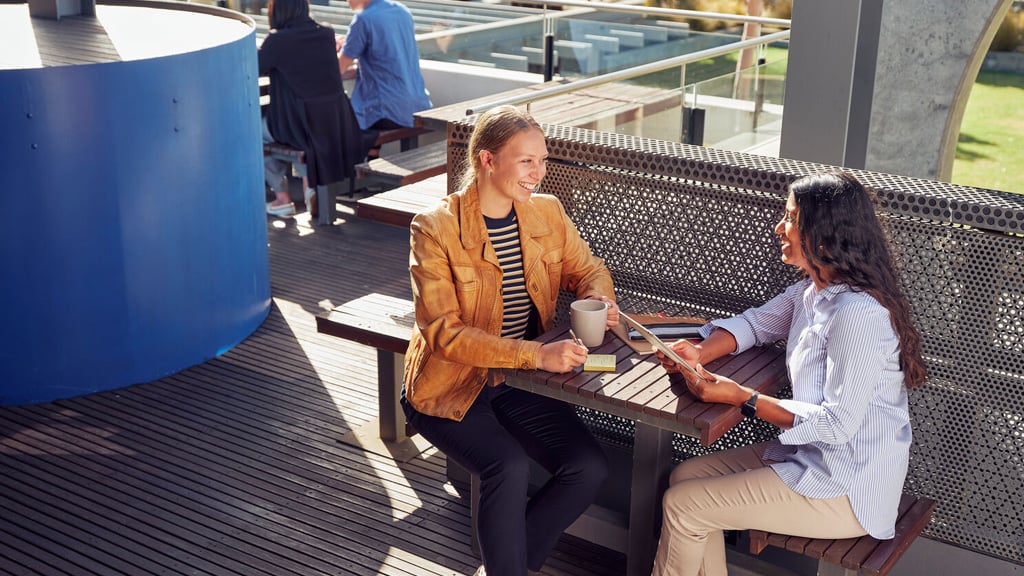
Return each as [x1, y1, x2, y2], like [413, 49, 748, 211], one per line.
[570, 299, 608, 348]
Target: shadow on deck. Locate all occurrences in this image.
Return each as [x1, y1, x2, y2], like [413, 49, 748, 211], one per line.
[0, 202, 626, 576]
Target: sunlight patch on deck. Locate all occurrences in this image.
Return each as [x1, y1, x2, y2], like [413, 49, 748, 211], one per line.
[0, 6, 42, 69]
[97, 5, 251, 61]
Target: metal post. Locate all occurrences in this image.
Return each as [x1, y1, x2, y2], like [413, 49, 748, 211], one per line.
[543, 8, 555, 81]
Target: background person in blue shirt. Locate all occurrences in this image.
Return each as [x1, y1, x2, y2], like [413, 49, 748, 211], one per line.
[651, 171, 928, 576]
[336, 0, 433, 131]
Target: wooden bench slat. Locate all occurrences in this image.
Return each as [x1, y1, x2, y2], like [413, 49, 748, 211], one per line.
[356, 140, 448, 188]
[356, 173, 448, 227]
[314, 293, 415, 354]
[802, 534, 832, 558]
[860, 497, 937, 576]
[840, 533, 883, 570]
[783, 535, 812, 554]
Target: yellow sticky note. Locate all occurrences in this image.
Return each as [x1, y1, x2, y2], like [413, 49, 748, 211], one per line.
[583, 354, 617, 372]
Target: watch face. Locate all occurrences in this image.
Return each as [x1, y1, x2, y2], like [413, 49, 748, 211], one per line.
[742, 393, 758, 418]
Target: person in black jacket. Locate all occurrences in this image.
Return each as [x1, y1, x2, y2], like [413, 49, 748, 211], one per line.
[259, 0, 358, 217]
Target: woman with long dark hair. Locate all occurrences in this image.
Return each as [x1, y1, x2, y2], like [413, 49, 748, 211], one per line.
[652, 171, 926, 576]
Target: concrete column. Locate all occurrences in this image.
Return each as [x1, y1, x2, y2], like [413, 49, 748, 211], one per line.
[780, 0, 1012, 180]
[867, 0, 1010, 180]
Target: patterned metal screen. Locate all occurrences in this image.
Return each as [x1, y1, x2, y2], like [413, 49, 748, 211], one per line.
[447, 121, 1024, 565]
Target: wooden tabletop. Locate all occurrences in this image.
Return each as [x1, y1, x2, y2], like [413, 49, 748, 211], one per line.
[414, 80, 679, 132]
[500, 323, 787, 446]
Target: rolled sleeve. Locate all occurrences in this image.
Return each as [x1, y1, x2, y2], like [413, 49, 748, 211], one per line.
[701, 316, 757, 353]
[776, 399, 823, 442]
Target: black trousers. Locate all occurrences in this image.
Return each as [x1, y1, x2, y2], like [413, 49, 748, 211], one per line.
[403, 384, 608, 576]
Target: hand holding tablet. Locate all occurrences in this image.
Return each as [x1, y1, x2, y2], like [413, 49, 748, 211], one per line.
[619, 312, 712, 382]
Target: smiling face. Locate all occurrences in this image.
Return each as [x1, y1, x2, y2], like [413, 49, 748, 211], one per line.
[774, 192, 809, 273]
[478, 127, 547, 216]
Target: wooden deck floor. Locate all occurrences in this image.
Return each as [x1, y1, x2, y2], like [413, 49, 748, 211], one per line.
[0, 202, 626, 576]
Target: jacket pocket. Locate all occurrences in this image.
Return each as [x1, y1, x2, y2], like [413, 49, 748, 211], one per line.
[451, 265, 481, 323]
[542, 250, 564, 300]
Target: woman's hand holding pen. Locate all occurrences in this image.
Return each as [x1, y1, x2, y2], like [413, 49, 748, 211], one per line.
[538, 336, 588, 373]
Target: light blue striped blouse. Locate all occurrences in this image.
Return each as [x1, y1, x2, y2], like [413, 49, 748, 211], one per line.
[702, 278, 911, 539]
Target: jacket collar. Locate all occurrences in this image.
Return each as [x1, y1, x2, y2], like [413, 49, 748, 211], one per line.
[457, 181, 554, 250]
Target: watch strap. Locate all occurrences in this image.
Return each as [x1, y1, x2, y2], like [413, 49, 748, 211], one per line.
[741, 391, 759, 418]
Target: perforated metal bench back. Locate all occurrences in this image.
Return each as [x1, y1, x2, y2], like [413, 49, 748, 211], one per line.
[447, 120, 1024, 566]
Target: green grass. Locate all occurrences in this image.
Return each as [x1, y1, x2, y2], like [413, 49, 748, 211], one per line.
[952, 70, 1024, 194]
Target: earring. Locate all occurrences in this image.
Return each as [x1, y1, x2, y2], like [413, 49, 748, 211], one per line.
[488, 169, 492, 178]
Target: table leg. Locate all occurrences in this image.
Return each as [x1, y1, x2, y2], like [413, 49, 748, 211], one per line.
[627, 422, 674, 576]
[377, 348, 404, 442]
[337, 350, 431, 462]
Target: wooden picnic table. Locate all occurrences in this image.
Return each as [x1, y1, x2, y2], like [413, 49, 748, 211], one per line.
[318, 295, 787, 574]
[415, 80, 679, 132]
[500, 322, 787, 576]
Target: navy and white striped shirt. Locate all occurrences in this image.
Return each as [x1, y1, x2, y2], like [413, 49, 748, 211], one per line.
[702, 279, 911, 539]
[485, 212, 531, 340]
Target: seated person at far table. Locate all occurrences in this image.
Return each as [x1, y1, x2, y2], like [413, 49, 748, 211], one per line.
[401, 105, 619, 576]
[336, 0, 433, 131]
[651, 171, 928, 576]
[258, 0, 347, 218]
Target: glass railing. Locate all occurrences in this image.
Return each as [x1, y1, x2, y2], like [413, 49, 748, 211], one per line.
[417, 10, 744, 79]
[682, 55, 787, 154]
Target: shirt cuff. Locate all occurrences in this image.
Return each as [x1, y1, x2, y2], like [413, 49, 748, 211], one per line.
[776, 399, 822, 443]
[702, 316, 755, 354]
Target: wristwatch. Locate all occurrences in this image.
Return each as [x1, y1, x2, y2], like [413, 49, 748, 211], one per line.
[741, 391, 759, 418]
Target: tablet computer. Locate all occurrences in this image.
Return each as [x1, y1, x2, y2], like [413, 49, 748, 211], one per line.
[619, 312, 703, 379]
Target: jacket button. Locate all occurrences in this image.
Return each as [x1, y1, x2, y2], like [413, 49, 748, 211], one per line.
[453, 410, 462, 418]
[521, 361, 530, 369]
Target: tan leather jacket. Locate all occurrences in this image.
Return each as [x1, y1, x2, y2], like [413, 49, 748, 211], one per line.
[404, 183, 615, 421]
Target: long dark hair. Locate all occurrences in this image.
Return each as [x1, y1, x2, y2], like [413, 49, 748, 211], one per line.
[791, 171, 927, 388]
[268, 0, 309, 29]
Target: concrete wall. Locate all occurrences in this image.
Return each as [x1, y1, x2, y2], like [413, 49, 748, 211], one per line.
[780, 0, 1014, 181]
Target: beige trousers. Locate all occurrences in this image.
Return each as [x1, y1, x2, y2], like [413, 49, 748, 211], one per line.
[651, 442, 866, 576]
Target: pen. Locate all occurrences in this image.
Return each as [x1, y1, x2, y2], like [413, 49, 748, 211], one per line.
[568, 329, 584, 346]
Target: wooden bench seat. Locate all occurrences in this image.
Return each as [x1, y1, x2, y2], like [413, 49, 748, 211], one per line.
[356, 139, 448, 189]
[356, 172, 448, 227]
[261, 124, 435, 224]
[365, 124, 430, 158]
[749, 494, 937, 576]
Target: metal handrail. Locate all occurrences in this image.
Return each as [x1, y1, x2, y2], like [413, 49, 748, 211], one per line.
[414, 0, 645, 43]
[414, 0, 787, 43]
[528, 0, 791, 27]
[465, 28, 791, 115]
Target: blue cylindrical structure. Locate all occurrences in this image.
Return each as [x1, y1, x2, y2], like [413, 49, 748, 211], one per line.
[0, 3, 270, 405]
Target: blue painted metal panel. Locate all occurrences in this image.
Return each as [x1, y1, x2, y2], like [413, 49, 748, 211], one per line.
[0, 29, 270, 405]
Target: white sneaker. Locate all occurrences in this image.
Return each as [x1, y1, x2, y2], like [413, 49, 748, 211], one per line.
[266, 201, 295, 218]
